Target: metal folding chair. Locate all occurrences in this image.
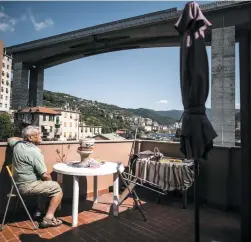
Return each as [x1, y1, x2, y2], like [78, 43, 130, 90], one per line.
[0, 165, 38, 231]
[117, 162, 147, 221]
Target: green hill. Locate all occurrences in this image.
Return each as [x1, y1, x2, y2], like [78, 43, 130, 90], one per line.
[43, 90, 175, 132]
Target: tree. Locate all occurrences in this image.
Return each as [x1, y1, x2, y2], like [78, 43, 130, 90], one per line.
[0, 113, 14, 141]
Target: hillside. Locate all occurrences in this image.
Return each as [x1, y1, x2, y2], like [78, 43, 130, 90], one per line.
[43, 90, 175, 132]
[157, 109, 212, 121]
[158, 108, 240, 123]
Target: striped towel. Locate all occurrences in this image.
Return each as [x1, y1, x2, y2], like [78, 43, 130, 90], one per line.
[135, 159, 194, 191]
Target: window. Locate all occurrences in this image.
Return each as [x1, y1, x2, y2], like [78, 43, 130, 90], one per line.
[6, 73, 9, 78]
[64, 132, 66, 137]
[49, 115, 54, 121]
[7, 65, 9, 69]
[43, 114, 46, 121]
[0, 95, 2, 99]
[2, 71, 4, 76]
[2, 63, 4, 68]
[85, 128, 88, 133]
[81, 128, 83, 132]
[6, 81, 9, 86]
[5, 96, 7, 100]
[0, 103, 2, 107]
[64, 112, 67, 118]
[69, 132, 72, 137]
[56, 116, 60, 124]
[2, 80, 4, 85]
[5, 104, 7, 108]
[6, 88, 8, 93]
[50, 126, 52, 132]
[1, 87, 3, 92]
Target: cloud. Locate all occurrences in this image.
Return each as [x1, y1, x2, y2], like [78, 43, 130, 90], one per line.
[28, 10, 53, 31]
[155, 99, 169, 111]
[156, 100, 168, 104]
[0, 23, 14, 32]
[0, 5, 27, 32]
[0, 6, 7, 18]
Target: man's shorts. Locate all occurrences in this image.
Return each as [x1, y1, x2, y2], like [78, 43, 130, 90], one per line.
[18, 180, 62, 197]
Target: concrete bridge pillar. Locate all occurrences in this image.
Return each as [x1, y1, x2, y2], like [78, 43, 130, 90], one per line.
[211, 26, 236, 147]
[12, 62, 29, 109]
[28, 66, 44, 107]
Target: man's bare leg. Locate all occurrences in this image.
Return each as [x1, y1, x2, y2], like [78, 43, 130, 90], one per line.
[45, 191, 63, 219]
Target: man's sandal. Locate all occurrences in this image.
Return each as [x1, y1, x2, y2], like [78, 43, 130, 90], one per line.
[40, 217, 63, 228]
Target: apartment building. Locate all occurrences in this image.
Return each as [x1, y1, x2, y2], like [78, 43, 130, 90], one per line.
[0, 41, 12, 113]
[14, 107, 60, 140]
[52, 104, 80, 141]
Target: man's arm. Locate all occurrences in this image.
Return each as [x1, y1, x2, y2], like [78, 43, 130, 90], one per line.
[7, 137, 23, 148]
[41, 172, 52, 181]
[7, 137, 23, 142]
[31, 151, 52, 181]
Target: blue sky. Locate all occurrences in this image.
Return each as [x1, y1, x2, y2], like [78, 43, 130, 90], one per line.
[0, 1, 240, 110]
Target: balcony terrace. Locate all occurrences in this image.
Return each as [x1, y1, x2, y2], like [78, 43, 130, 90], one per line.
[0, 140, 241, 241]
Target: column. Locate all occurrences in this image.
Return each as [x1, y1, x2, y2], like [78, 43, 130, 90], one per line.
[239, 30, 251, 242]
[29, 66, 44, 107]
[12, 62, 29, 109]
[211, 26, 235, 147]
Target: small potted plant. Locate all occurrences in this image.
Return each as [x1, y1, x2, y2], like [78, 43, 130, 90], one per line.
[55, 144, 70, 185]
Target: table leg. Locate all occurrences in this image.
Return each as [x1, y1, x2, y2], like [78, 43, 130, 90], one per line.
[113, 172, 119, 216]
[94, 176, 98, 203]
[72, 176, 79, 227]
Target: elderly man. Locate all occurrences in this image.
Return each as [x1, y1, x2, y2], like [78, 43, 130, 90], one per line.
[8, 126, 63, 228]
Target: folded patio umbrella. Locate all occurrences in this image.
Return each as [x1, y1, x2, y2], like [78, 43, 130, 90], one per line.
[174, 2, 217, 242]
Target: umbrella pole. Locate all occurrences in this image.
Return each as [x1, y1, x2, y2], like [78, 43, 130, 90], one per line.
[194, 159, 200, 242]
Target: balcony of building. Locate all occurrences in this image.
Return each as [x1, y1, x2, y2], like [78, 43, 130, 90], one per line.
[54, 128, 62, 136]
[0, 140, 241, 242]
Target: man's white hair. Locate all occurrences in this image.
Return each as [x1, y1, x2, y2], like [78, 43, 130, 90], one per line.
[22, 126, 40, 140]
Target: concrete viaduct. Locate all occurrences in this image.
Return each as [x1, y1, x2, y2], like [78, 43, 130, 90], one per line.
[5, 1, 251, 109]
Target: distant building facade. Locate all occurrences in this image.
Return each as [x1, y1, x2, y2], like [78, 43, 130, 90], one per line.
[0, 40, 12, 113]
[51, 104, 80, 141]
[14, 107, 60, 140]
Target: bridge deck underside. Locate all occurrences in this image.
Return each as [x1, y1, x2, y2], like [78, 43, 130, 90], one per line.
[5, 2, 251, 69]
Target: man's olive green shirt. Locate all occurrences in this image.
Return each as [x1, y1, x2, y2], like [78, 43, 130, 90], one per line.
[8, 139, 47, 184]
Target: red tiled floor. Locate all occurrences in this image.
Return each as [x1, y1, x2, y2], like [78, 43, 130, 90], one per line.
[0, 193, 240, 242]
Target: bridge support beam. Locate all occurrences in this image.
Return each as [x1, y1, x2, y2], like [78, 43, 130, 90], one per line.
[12, 62, 29, 109]
[28, 66, 44, 107]
[211, 26, 235, 147]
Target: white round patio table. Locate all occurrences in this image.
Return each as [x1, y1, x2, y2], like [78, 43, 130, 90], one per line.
[53, 161, 124, 227]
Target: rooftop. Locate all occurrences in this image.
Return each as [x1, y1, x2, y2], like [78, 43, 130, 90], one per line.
[0, 192, 240, 242]
[18, 107, 60, 115]
[94, 133, 126, 141]
[0, 140, 242, 241]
